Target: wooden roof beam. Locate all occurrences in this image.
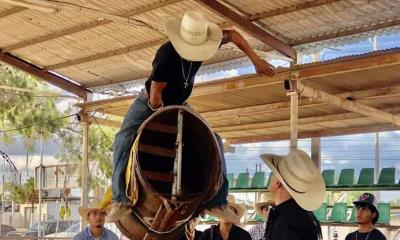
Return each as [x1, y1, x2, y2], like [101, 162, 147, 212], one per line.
[1, 0, 183, 53]
[297, 81, 400, 127]
[0, 52, 88, 98]
[249, 0, 344, 21]
[88, 116, 121, 128]
[202, 84, 400, 119]
[196, 0, 296, 60]
[226, 123, 399, 144]
[45, 39, 166, 70]
[215, 106, 400, 133]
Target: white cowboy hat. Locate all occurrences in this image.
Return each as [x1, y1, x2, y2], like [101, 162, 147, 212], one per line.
[206, 194, 245, 225]
[254, 192, 275, 216]
[78, 199, 104, 218]
[165, 10, 223, 61]
[260, 150, 326, 211]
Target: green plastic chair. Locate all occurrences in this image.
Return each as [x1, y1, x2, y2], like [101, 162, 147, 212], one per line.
[313, 202, 328, 221]
[201, 214, 218, 223]
[356, 168, 374, 186]
[322, 203, 348, 223]
[377, 203, 390, 224]
[249, 213, 264, 222]
[337, 169, 354, 186]
[235, 172, 249, 188]
[227, 173, 235, 189]
[342, 206, 356, 223]
[377, 168, 395, 186]
[322, 169, 335, 187]
[250, 172, 265, 188]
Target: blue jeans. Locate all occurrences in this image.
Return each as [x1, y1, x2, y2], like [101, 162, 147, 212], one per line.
[112, 90, 228, 207]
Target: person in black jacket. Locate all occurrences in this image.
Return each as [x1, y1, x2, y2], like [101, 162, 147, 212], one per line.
[260, 150, 326, 240]
[345, 193, 386, 240]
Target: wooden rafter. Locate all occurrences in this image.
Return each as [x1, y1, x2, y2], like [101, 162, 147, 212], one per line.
[196, 0, 296, 59]
[202, 85, 400, 119]
[0, 6, 25, 18]
[249, 0, 344, 21]
[0, 52, 88, 98]
[45, 39, 166, 70]
[226, 123, 399, 144]
[1, 0, 183, 53]
[215, 106, 400, 133]
[297, 81, 400, 127]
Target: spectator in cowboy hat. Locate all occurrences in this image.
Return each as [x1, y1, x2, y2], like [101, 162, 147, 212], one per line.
[74, 199, 118, 240]
[248, 192, 276, 240]
[260, 149, 325, 240]
[345, 192, 386, 240]
[202, 194, 252, 240]
[107, 9, 276, 223]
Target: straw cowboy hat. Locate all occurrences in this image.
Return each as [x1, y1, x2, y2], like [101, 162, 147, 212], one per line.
[260, 149, 326, 211]
[165, 10, 223, 61]
[206, 194, 246, 225]
[79, 199, 104, 218]
[254, 192, 275, 216]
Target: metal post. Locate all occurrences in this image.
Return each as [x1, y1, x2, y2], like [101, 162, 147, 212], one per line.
[38, 135, 43, 237]
[172, 110, 184, 197]
[80, 113, 89, 230]
[375, 132, 380, 201]
[290, 93, 298, 151]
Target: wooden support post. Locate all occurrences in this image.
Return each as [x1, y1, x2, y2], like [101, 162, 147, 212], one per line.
[80, 111, 89, 230]
[290, 93, 298, 151]
[297, 81, 400, 127]
[311, 138, 321, 169]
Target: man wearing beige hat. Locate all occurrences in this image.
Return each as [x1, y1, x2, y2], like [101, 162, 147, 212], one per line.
[260, 149, 325, 240]
[74, 199, 118, 240]
[202, 194, 252, 240]
[108, 9, 276, 223]
[248, 192, 275, 240]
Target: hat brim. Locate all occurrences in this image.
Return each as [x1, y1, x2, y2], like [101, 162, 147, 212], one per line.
[165, 16, 222, 61]
[353, 201, 378, 214]
[78, 207, 99, 218]
[261, 154, 326, 211]
[254, 201, 274, 217]
[205, 203, 245, 225]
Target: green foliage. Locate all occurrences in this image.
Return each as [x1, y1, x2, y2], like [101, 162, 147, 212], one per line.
[0, 63, 68, 148]
[56, 124, 116, 189]
[5, 177, 35, 203]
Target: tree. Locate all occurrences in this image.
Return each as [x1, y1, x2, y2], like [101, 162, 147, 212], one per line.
[4, 177, 35, 204]
[0, 63, 68, 148]
[56, 123, 116, 189]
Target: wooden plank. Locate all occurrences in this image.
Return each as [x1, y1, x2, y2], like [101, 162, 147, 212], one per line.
[145, 122, 177, 134]
[142, 170, 174, 183]
[196, 0, 296, 59]
[1, 0, 183, 52]
[227, 123, 399, 144]
[0, 52, 88, 98]
[298, 82, 400, 127]
[249, 0, 343, 21]
[0, 6, 25, 18]
[139, 144, 176, 158]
